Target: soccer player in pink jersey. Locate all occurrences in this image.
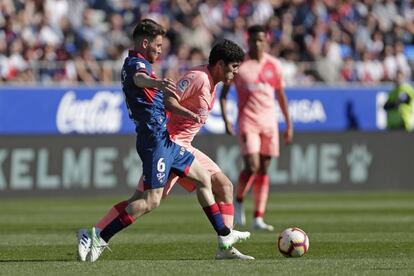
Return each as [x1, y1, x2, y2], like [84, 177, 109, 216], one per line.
[220, 25, 293, 231]
[89, 40, 254, 260]
[164, 39, 254, 259]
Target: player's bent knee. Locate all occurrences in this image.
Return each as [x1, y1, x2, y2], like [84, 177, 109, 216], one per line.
[147, 198, 161, 211]
[128, 200, 147, 216]
[187, 160, 212, 189]
[145, 188, 163, 211]
[244, 155, 260, 174]
[222, 181, 233, 197]
[212, 174, 233, 197]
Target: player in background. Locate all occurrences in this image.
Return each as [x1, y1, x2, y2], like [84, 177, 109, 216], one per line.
[220, 25, 293, 231]
[383, 69, 414, 131]
[92, 39, 254, 260]
[77, 19, 250, 262]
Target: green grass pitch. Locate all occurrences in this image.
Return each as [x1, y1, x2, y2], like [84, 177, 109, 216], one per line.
[0, 192, 413, 275]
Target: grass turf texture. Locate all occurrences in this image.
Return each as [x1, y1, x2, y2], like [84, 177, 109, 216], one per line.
[0, 192, 413, 275]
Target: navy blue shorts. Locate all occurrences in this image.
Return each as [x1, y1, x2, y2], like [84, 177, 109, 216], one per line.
[136, 133, 195, 190]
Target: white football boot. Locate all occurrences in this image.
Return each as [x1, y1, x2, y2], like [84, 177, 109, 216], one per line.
[218, 229, 250, 250]
[215, 247, 255, 260]
[86, 227, 111, 262]
[77, 228, 91, 261]
[234, 201, 246, 226]
[252, 217, 274, 231]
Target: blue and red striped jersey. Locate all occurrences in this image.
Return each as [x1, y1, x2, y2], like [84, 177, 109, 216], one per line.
[121, 50, 167, 135]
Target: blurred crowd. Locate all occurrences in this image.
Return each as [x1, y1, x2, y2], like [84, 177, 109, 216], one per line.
[1, 0, 414, 85]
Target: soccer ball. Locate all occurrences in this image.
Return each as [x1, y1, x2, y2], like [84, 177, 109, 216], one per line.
[277, 227, 309, 257]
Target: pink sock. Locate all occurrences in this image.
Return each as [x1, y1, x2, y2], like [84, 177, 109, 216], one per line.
[218, 202, 234, 229]
[236, 171, 255, 202]
[253, 174, 269, 218]
[95, 200, 128, 230]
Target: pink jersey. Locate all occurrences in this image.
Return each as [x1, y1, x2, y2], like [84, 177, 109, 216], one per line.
[234, 52, 285, 132]
[168, 65, 217, 147]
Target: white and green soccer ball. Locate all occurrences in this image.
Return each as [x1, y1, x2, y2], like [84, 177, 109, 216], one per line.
[278, 227, 309, 257]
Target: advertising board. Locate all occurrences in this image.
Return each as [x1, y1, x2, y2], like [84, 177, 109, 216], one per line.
[0, 133, 412, 196]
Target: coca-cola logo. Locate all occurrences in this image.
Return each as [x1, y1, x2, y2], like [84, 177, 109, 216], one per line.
[56, 90, 123, 134]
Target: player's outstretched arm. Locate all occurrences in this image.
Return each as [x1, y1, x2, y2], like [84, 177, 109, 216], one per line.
[276, 87, 293, 145]
[219, 84, 235, 135]
[164, 92, 204, 123]
[133, 72, 176, 94]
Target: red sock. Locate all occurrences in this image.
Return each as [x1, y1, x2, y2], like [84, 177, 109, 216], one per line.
[253, 174, 269, 218]
[95, 201, 128, 230]
[218, 202, 234, 229]
[235, 171, 255, 202]
[99, 208, 135, 242]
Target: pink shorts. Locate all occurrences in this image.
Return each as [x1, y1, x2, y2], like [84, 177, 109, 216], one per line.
[238, 127, 279, 157]
[136, 146, 221, 196]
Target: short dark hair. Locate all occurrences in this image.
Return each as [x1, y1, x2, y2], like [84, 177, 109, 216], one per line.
[247, 24, 267, 36]
[208, 39, 245, 66]
[132, 18, 166, 42]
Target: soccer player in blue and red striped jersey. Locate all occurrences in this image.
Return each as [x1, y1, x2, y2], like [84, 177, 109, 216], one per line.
[76, 19, 250, 262]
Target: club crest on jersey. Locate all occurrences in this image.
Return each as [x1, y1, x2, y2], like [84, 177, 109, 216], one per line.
[177, 78, 191, 94]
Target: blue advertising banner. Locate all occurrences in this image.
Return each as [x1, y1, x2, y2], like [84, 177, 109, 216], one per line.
[277, 86, 390, 131]
[203, 85, 392, 134]
[0, 85, 393, 135]
[0, 86, 134, 134]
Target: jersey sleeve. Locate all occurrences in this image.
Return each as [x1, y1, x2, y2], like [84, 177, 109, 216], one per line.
[133, 57, 152, 76]
[186, 84, 210, 121]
